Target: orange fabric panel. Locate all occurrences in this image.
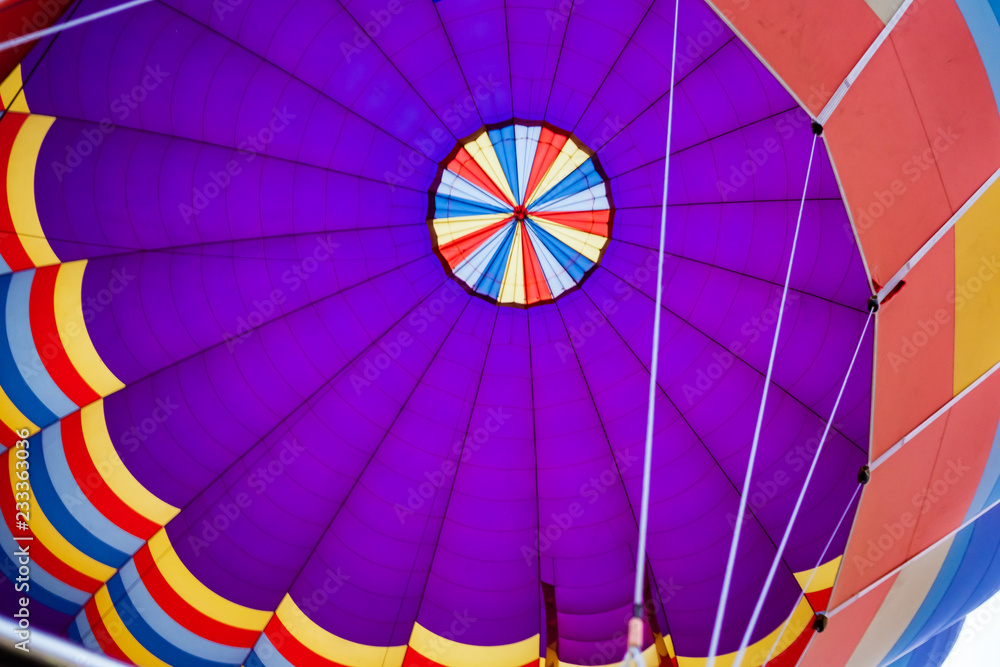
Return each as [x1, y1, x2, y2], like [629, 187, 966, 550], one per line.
[871, 232, 955, 458]
[767, 624, 814, 667]
[830, 417, 946, 609]
[824, 46, 953, 283]
[909, 370, 1000, 554]
[706, 0, 882, 115]
[825, 0, 1000, 284]
[813, 370, 1000, 659]
[890, 0, 1000, 211]
[797, 576, 896, 667]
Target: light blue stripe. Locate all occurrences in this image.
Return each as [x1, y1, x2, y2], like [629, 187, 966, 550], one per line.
[884, 504, 1000, 662]
[0, 523, 86, 614]
[454, 222, 515, 287]
[473, 223, 517, 299]
[883, 528, 973, 662]
[433, 194, 509, 218]
[965, 416, 1000, 519]
[526, 218, 594, 284]
[42, 423, 144, 556]
[249, 634, 297, 667]
[0, 503, 90, 608]
[73, 612, 103, 653]
[532, 159, 603, 209]
[106, 573, 240, 667]
[31, 425, 130, 566]
[955, 0, 1000, 112]
[488, 125, 520, 204]
[0, 273, 57, 425]
[117, 559, 249, 664]
[514, 125, 541, 205]
[885, 620, 962, 667]
[439, 170, 510, 210]
[7, 270, 77, 417]
[535, 182, 610, 213]
[524, 222, 575, 296]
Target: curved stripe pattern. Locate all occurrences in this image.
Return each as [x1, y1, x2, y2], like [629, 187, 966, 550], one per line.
[430, 123, 612, 307]
[0, 0, 878, 665]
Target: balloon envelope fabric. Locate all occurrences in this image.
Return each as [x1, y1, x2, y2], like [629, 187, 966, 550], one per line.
[4, 0, 998, 665]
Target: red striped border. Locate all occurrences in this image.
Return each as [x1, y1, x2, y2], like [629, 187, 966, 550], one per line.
[131, 543, 261, 647]
[29, 265, 100, 407]
[60, 410, 159, 539]
[0, 113, 32, 271]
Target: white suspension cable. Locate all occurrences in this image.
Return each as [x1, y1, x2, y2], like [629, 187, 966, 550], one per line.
[622, 0, 680, 663]
[706, 132, 819, 667]
[733, 309, 873, 666]
[761, 482, 863, 666]
[0, 0, 155, 53]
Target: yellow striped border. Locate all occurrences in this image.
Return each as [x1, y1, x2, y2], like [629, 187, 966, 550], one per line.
[527, 136, 591, 208]
[409, 623, 538, 667]
[7, 114, 58, 266]
[677, 597, 814, 666]
[0, 384, 38, 438]
[954, 177, 1000, 393]
[9, 447, 115, 581]
[468, 132, 517, 204]
[93, 584, 172, 667]
[431, 213, 511, 246]
[276, 595, 406, 666]
[560, 644, 661, 667]
[80, 400, 177, 525]
[794, 556, 842, 595]
[147, 528, 270, 632]
[0, 64, 29, 113]
[54, 261, 126, 396]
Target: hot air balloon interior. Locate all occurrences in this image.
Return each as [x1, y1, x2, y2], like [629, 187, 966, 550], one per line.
[1, 0, 1000, 666]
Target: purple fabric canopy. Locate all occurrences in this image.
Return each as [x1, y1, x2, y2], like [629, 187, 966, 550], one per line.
[9, 0, 873, 663]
